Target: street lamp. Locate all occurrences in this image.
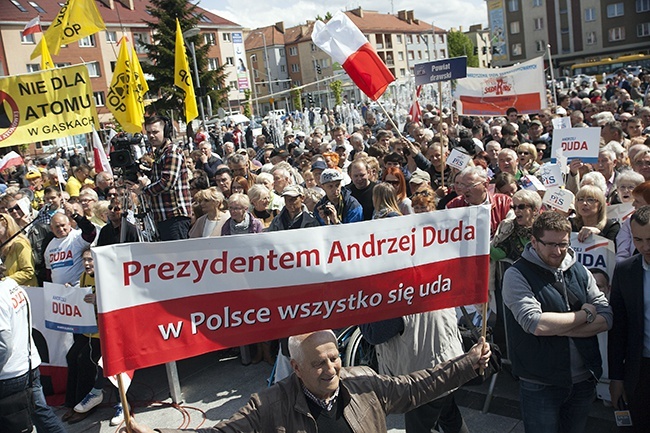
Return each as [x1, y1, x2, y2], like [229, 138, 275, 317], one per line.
[251, 30, 273, 110]
[250, 54, 261, 116]
[182, 26, 207, 128]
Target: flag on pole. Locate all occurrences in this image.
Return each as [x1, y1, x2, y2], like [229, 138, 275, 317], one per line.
[312, 11, 395, 101]
[98, 358, 134, 391]
[0, 151, 24, 172]
[40, 38, 55, 70]
[92, 128, 113, 177]
[23, 16, 42, 36]
[174, 19, 199, 122]
[106, 37, 143, 133]
[131, 46, 148, 121]
[30, 0, 106, 60]
[409, 85, 422, 124]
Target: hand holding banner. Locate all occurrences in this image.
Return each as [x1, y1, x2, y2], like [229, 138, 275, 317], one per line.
[44, 282, 97, 334]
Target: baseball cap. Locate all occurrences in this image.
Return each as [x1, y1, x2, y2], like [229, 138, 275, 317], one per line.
[281, 184, 304, 197]
[320, 168, 343, 184]
[410, 169, 431, 185]
[530, 119, 543, 127]
[311, 160, 327, 171]
[25, 170, 41, 180]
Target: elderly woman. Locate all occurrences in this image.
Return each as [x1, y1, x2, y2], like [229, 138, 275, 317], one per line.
[516, 142, 539, 175]
[0, 213, 36, 286]
[491, 190, 542, 261]
[611, 170, 645, 204]
[221, 193, 263, 235]
[248, 184, 277, 229]
[632, 147, 650, 181]
[372, 183, 402, 219]
[189, 187, 230, 238]
[572, 185, 620, 242]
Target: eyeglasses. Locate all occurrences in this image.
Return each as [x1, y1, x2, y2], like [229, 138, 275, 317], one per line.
[634, 160, 650, 167]
[536, 239, 570, 250]
[385, 180, 400, 185]
[413, 190, 433, 197]
[577, 197, 598, 205]
[511, 204, 531, 210]
[518, 151, 530, 156]
[618, 185, 636, 191]
[455, 181, 483, 190]
[7, 205, 21, 213]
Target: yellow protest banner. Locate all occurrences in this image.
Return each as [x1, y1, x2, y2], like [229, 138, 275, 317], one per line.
[0, 65, 99, 148]
[106, 37, 142, 133]
[30, 0, 106, 60]
[174, 19, 198, 122]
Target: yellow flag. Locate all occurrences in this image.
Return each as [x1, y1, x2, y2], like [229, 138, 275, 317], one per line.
[174, 19, 199, 122]
[30, 0, 106, 60]
[106, 37, 142, 133]
[131, 46, 149, 118]
[40, 38, 55, 70]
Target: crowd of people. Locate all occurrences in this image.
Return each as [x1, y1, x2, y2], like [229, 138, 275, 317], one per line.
[1, 70, 650, 432]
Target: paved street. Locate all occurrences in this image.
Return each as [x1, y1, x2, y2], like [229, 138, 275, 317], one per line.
[59, 349, 617, 433]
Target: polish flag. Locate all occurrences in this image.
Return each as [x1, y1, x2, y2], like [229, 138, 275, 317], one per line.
[23, 16, 42, 36]
[409, 85, 422, 123]
[0, 151, 24, 172]
[92, 128, 113, 177]
[312, 12, 395, 101]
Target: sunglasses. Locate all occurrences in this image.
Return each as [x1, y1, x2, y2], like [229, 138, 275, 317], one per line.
[385, 180, 400, 185]
[518, 151, 530, 156]
[108, 205, 121, 212]
[7, 205, 21, 213]
[511, 204, 531, 210]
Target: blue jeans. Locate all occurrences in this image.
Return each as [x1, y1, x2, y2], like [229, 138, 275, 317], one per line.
[519, 378, 595, 433]
[0, 369, 67, 433]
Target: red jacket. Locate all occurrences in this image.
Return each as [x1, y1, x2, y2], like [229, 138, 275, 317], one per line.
[446, 191, 512, 237]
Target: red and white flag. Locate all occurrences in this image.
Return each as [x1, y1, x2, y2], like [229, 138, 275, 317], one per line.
[409, 85, 422, 123]
[92, 128, 113, 177]
[23, 16, 42, 36]
[0, 151, 23, 172]
[312, 12, 395, 101]
[98, 358, 134, 391]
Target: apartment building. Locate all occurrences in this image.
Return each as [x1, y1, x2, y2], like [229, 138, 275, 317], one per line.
[0, 0, 247, 126]
[487, 0, 650, 70]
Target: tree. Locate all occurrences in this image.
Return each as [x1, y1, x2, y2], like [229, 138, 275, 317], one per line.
[447, 30, 478, 67]
[242, 89, 252, 118]
[290, 86, 303, 111]
[330, 80, 343, 106]
[141, 0, 228, 120]
[315, 12, 333, 22]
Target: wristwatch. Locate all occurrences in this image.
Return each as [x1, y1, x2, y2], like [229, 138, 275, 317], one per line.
[583, 308, 595, 324]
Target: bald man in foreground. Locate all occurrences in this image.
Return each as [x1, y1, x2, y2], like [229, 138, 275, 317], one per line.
[128, 330, 491, 433]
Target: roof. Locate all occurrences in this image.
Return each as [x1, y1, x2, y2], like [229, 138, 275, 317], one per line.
[245, 24, 285, 50]
[344, 9, 446, 34]
[0, 0, 240, 28]
[284, 21, 315, 45]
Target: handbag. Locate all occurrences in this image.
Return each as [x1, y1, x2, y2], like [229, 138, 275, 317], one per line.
[458, 306, 502, 386]
[0, 290, 34, 433]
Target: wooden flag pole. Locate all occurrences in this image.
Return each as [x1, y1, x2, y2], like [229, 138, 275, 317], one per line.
[479, 302, 489, 375]
[117, 373, 133, 432]
[377, 100, 407, 141]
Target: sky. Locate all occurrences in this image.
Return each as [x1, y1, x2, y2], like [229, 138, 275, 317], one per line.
[195, 0, 489, 33]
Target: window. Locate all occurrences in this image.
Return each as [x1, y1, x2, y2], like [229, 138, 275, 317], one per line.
[638, 0, 650, 12]
[586, 31, 597, 44]
[510, 21, 520, 34]
[421, 35, 428, 43]
[407, 51, 414, 60]
[106, 31, 117, 43]
[79, 35, 96, 47]
[311, 43, 317, 52]
[280, 64, 286, 72]
[133, 32, 150, 53]
[93, 91, 105, 107]
[26, 64, 40, 73]
[508, 0, 519, 12]
[398, 52, 404, 61]
[291, 64, 299, 73]
[396, 35, 402, 44]
[203, 33, 216, 45]
[533, 0, 542, 7]
[289, 47, 297, 56]
[440, 49, 446, 57]
[86, 61, 100, 77]
[417, 51, 422, 59]
[400, 68, 406, 77]
[638, 23, 650, 37]
[250, 54, 257, 62]
[279, 48, 285, 57]
[607, 3, 624, 17]
[439, 34, 444, 43]
[406, 35, 413, 44]
[208, 58, 219, 70]
[283, 82, 289, 89]
[512, 43, 522, 56]
[535, 40, 545, 52]
[608, 27, 625, 41]
[534, 18, 544, 30]
[585, 7, 596, 21]
[293, 80, 301, 86]
[21, 32, 35, 44]
[222, 33, 231, 42]
[55, 62, 70, 68]
[28, 1, 46, 13]
[110, 61, 116, 72]
[225, 57, 234, 66]
[10, 0, 27, 12]
[229, 80, 237, 90]
[321, 58, 329, 67]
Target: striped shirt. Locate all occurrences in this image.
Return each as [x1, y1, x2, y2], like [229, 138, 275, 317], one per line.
[143, 142, 191, 223]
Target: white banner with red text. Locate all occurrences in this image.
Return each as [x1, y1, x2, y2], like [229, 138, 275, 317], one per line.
[453, 57, 547, 116]
[93, 206, 490, 376]
[570, 233, 615, 278]
[43, 282, 97, 334]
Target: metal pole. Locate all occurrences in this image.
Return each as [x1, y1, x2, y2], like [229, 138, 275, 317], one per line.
[188, 41, 207, 128]
[251, 55, 260, 116]
[260, 32, 273, 110]
[547, 44, 558, 108]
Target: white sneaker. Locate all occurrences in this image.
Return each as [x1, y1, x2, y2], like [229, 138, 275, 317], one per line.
[74, 391, 103, 413]
[110, 404, 124, 426]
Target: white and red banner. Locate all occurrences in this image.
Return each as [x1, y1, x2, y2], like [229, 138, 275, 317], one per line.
[570, 233, 615, 277]
[94, 206, 490, 376]
[0, 151, 23, 172]
[454, 57, 547, 115]
[551, 127, 601, 163]
[23, 16, 42, 36]
[43, 282, 97, 334]
[92, 128, 113, 176]
[312, 11, 395, 101]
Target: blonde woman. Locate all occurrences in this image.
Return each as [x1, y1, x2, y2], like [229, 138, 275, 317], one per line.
[516, 142, 539, 175]
[0, 213, 36, 286]
[189, 187, 230, 238]
[372, 183, 402, 219]
[572, 185, 620, 242]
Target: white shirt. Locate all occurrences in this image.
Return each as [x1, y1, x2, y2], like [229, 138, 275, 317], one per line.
[45, 229, 91, 285]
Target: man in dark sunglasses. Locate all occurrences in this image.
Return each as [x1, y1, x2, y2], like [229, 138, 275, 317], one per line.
[502, 211, 612, 433]
[97, 199, 139, 246]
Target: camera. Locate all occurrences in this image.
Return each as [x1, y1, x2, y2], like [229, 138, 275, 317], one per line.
[320, 204, 332, 216]
[110, 133, 143, 183]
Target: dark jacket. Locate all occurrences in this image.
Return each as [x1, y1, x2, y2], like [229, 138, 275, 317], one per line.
[315, 188, 363, 225]
[267, 205, 319, 232]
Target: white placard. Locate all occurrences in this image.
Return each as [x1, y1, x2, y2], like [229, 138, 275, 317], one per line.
[43, 282, 97, 334]
[446, 148, 471, 171]
[539, 163, 565, 188]
[552, 116, 572, 129]
[520, 174, 546, 191]
[607, 202, 635, 223]
[542, 187, 574, 212]
[570, 233, 616, 277]
[551, 127, 601, 163]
